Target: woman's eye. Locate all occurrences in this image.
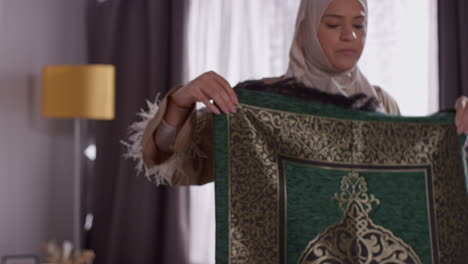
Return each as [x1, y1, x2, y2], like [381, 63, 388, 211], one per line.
[326, 24, 339, 28]
[354, 24, 365, 29]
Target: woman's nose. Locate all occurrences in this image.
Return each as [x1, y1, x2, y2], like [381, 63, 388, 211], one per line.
[340, 26, 357, 41]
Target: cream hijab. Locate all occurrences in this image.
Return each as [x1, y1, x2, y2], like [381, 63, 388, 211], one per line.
[285, 0, 379, 103]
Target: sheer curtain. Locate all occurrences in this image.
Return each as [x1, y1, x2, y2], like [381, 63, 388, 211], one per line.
[186, 0, 438, 263]
[187, 0, 300, 85]
[359, 0, 439, 115]
[187, 2, 300, 263]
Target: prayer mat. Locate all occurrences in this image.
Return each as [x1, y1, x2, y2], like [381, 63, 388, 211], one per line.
[213, 87, 468, 264]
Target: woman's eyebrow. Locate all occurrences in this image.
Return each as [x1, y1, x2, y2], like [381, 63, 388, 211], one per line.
[322, 14, 365, 19]
[322, 14, 343, 19]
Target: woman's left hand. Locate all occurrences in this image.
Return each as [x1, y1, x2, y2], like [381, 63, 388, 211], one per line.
[455, 96, 468, 134]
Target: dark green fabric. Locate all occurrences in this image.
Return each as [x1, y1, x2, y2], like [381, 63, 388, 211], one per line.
[285, 165, 431, 264]
[237, 89, 455, 124]
[214, 88, 468, 264]
[214, 113, 229, 262]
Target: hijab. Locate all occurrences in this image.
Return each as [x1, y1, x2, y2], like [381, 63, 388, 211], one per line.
[285, 0, 379, 105]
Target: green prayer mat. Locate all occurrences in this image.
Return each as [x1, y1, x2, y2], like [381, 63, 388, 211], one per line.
[213, 88, 468, 264]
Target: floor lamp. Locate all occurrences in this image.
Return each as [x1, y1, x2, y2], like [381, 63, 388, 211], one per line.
[41, 65, 115, 250]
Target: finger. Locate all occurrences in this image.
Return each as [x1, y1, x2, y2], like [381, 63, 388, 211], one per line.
[457, 112, 464, 134]
[212, 93, 233, 114]
[211, 72, 239, 105]
[455, 97, 468, 133]
[457, 111, 466, 134]
[209, 81, 237, 113]
[199, 78, 235, 113]
[217, 90, 236, 113]
[206, 72, 237, 112]
[193, 89, 221, 115]
[214, 80, 238, 113]
[200, 84, 232, 114]
[462, 108, 468, 134]
[455, 110, 463, 133]
[455, 98, 464, 127]
[455, 97, 463, 127]
[455, 96, 466, 110]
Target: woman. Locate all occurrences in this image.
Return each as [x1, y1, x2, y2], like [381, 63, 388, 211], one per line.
[129, 0, 468, 186]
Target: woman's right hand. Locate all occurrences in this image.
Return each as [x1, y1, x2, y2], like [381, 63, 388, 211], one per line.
[170, 71, 239, 114]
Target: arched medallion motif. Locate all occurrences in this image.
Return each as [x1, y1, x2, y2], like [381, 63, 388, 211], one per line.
[298, 172, 422, 264]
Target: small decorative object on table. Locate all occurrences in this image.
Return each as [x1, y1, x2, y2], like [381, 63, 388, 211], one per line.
[43, 241, 95, 264]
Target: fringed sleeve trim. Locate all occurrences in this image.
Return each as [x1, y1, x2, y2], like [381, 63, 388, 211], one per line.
[121, 96, 209, 186]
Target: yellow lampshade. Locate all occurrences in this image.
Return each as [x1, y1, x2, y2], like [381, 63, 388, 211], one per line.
[42, 64, 115, 120]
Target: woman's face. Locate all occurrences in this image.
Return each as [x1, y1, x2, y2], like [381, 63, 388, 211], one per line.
[317, 0, 366, 72]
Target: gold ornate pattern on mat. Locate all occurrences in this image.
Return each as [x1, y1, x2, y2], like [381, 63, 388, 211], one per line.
[228, 104, 468, 263]
[298, 172, 422, 264]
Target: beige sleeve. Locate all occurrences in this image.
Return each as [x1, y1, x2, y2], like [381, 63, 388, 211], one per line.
[373, 85, 401, 115]
[139, 86, 214, 186]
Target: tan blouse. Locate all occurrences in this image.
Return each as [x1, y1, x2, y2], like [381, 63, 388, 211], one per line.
[141, 77, 401, 186]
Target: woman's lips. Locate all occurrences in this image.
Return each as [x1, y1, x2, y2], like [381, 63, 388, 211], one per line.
[337, 49, 357, 55]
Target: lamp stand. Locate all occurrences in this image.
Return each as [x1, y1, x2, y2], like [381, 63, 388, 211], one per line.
[73, 118, 82, 251]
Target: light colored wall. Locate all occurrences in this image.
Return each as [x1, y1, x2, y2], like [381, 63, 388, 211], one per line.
[0, 0, 86, 256]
